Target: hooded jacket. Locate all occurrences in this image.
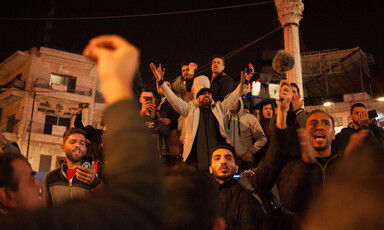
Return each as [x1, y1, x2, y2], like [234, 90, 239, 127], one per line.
[224, 98, 267, 156]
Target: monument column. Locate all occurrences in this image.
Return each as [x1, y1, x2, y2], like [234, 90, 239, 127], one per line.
[275, 0, 304, 96]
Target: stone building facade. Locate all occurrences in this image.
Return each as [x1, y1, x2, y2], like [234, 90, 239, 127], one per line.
[0, 47, 106, 172]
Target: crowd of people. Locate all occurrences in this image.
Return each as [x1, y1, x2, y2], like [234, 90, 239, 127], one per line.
[1, 35, 384, 230]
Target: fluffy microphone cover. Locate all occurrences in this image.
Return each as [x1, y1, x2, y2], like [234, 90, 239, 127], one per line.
[272, 50, 295, 74]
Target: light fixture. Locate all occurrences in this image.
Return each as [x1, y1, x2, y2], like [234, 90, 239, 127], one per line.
[377, 97, 384, 102]
[323, 102, 332, 107]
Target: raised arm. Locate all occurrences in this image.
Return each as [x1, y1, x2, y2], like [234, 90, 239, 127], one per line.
[74, 106, 86, 130]
[150, 63, 190, 116]
[220, 64, 254, 115]
[248, 81, 293, 195]
[277, 128, 317, 211]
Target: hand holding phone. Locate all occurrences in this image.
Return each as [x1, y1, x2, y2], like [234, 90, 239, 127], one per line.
[81, 155, 94, 170]
[77, 155, 96, 185]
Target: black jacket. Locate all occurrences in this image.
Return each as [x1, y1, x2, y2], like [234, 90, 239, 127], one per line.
[210, 72, 233, 102]
[157, 98, 180, 131]
[335, 123, 384, 154]
[217, 126, 290, 230]
[277, 144, 341, 229]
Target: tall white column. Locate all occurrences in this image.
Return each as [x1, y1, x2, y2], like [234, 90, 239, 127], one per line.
[275, 0, 304, 97]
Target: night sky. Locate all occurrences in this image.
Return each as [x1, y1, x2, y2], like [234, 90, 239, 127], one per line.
[0, 0, 383, 95]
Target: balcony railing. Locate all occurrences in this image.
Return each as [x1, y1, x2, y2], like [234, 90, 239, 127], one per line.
[34, 78, 92, 96]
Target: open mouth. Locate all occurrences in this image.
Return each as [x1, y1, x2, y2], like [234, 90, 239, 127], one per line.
[73, 149, 82, 155]
[314, 133, 326, 141]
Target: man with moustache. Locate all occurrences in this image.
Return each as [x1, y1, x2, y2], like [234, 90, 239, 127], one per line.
[277, 109, 342, 229]
[150, 62, 253, 171]
[43, 128, 103, 207]
[0, 153, 43, 215]
[209, 82, 295, 230]
[210, 56, 233, 102]
[172, 62, 197, 102]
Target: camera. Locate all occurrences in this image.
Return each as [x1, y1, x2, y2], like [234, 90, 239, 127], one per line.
[144, 96, 153, 102]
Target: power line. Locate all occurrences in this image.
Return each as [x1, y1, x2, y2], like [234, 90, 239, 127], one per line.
[0, 1, 274, 21]
[195, 26, 282, 75]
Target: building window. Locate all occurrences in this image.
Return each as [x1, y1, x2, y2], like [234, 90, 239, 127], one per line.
[43, 115, 70, 135]
[50, 73, 76, 93]
[39, 155, 52, 172]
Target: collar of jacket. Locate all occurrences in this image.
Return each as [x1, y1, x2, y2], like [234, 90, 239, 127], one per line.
[218, 177, 237, 190]
[211, 72, 226, 83]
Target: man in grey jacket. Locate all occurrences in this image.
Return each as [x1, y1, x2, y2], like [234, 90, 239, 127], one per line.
[224, 98, 267, 173]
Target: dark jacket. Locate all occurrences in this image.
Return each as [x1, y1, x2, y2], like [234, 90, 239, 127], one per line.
[277, 144, 341, 229]
[217, 126, 291, 230]
[335, 122, 384, 154]
[270, 109, 307, 159]
[210, 72, 233, 102]
[1, 100, 165, 230]
[157, 98, 180, 131]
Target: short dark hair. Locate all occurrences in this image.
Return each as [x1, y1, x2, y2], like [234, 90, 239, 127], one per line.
[306, 109, 335, 128]
[0, 153, 27, 191]
[180, 62, 189, 69]
[141, 87, 154, 94]
[209, 143, 238, 165]
[212, 55, 225, 66]
[63, 128, 86, 143]
[164, 166, 219, 230]
[290, 82, 300, 95]
[350, 103, 366, 114]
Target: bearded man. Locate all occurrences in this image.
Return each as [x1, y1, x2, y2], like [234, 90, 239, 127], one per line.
[209, 81, 295, 230]
[42, 128, 103, 207]
[150, 63, 253, 171]
[277, 109, 342, 228]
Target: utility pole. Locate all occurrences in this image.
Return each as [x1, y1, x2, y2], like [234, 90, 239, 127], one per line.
[26, 91, 36, 159]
